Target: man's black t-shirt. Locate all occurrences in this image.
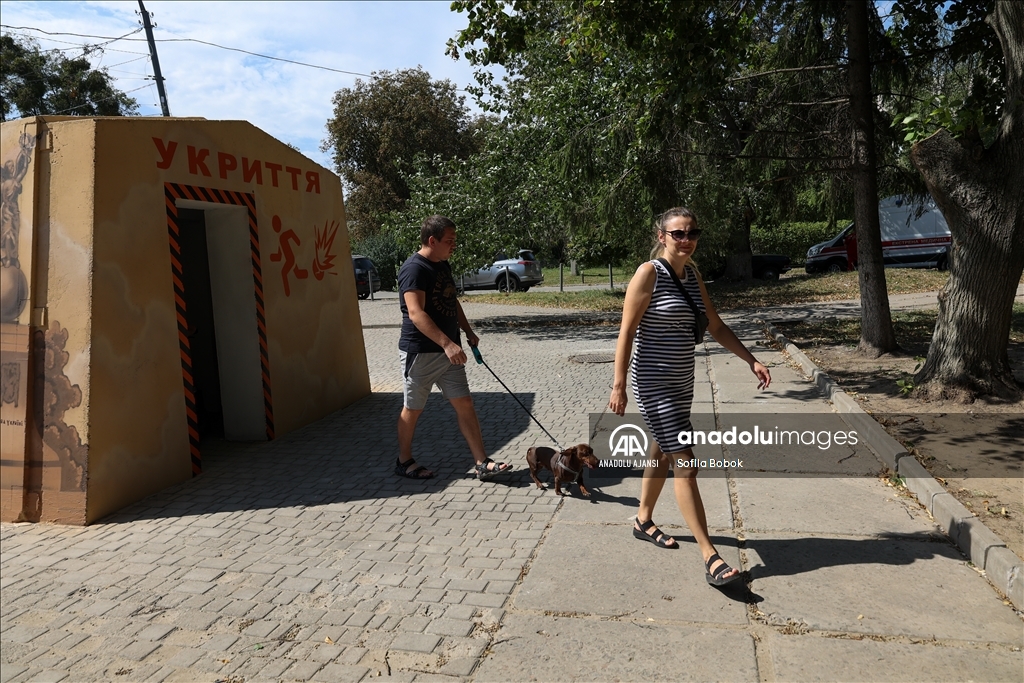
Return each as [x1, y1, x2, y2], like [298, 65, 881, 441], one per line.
[398, 253, 461, 353]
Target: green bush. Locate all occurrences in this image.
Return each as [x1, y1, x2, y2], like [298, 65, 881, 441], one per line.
[750, 221, 847, 264]
[351, 232, 409, 292]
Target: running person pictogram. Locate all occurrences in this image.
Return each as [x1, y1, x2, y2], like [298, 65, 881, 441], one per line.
[269, 215, 308, 296]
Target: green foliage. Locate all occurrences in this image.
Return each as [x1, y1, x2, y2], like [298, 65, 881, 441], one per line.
[351, 231, 410, 292]
[422, 0, 1005, 282]
[0, 34, 138, 121]
[750, 221, 847, 264]
[896, 357, 925, 395]
[322, 68, 477, 239]
[888, 0, 1003, 148]
[444, 1, 915, 277]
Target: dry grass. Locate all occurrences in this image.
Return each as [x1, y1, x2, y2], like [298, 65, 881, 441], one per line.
[470, 269, 956, 312]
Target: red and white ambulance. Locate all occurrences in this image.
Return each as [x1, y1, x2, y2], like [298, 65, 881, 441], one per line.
[804, 196, 951, 273]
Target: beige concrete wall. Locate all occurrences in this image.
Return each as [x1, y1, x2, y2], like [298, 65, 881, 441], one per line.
[85, 118, 368, 522]
[2, 115, 370, 524]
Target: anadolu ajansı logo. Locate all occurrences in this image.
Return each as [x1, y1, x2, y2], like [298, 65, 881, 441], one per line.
[609, 424, 649, 458]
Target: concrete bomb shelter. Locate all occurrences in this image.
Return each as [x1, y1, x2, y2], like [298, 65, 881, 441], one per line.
[1, 116, 370, 524]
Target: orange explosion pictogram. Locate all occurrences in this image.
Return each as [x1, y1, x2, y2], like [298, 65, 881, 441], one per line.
[312, 220, 340, 280]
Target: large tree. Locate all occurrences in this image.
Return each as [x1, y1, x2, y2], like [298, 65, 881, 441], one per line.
[322, 67, 477, 239]
[903, 0, 1023, 400]
[447, 1, 908, 284]
[0, 35, 138, 121]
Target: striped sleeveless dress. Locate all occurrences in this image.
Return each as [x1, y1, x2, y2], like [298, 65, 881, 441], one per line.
[630, 260, 706, 451]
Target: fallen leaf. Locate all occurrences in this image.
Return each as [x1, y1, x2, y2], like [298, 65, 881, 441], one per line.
[325, 636, 334, 644]
[857, 614, 864, 620]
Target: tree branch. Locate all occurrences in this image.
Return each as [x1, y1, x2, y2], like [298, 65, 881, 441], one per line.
[726, 64, 842, 83]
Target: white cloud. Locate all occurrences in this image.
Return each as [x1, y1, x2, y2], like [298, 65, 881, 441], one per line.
[0, 0, 498, 168]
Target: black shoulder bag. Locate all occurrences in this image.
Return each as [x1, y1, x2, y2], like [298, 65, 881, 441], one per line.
[657, 258, 709, 344]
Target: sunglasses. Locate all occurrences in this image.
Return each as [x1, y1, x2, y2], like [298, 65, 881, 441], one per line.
[662, 228, 702, 241]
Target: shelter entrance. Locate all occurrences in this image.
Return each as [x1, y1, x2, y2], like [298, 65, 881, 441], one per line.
[165, 184, 274, 474]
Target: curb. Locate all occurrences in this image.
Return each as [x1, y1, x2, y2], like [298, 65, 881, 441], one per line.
[761, 319, 1023, 610]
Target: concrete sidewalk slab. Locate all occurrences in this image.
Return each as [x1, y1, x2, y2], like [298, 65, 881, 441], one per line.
[472, 614, 758, 682]
[767, 633, 1024, 682]
[735, 478, 937, 535]
[557, 474, 734, 531]
[512, 523, 746, 625]
[745, 531, 1023, 643]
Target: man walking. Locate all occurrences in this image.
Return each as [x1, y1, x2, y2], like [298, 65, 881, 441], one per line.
[395, 215, 512, 480]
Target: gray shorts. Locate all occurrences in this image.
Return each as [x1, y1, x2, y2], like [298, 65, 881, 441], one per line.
[400, 351, 471, 410]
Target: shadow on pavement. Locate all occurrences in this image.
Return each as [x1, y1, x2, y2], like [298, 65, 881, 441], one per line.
[745, 532, 956, 579]
[99, 390, 537, 523]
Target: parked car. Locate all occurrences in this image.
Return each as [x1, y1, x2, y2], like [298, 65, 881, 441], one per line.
[805, 196, 951, 274]
[351, 254, 381, 299]
[458, 250, 544, 292]
[706, 254, 792, 281]
[750, 254, 791, 280]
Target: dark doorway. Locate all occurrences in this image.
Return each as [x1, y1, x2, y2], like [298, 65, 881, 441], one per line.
[176, 208, 224, 439]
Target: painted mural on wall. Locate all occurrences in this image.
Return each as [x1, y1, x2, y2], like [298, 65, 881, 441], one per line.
[34, 321, 88, 491]
[1, 132, 35, 322]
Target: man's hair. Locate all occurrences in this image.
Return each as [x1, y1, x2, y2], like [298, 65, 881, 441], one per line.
[421, 215, 456, 245]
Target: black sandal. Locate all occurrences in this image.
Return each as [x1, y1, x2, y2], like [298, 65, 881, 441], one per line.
[395, 457, 434, 479]
[632, 518, 677, 548]
[475, 458, 512, 480]
[705, 552, 741, 586]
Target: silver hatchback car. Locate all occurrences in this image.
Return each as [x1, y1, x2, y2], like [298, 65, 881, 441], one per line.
[458, 250, 544, 292]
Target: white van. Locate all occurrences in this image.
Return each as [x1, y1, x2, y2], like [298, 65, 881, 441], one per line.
[805, 196, 951, 273]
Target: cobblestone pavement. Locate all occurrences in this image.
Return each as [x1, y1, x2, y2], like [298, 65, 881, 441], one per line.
[0, 301, 620, 682]
[1, 297, 1021, 682]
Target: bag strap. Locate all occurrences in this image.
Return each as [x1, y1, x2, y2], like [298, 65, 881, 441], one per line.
[657, 258, 703, 317]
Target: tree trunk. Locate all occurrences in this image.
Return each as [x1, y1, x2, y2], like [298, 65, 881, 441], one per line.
[723, 199, 754, 281]
[847, 0, 898, 357]
[911, 1, 1024, 401]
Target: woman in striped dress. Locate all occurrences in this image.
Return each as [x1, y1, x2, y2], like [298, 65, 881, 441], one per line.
[608, 207, 771, 587]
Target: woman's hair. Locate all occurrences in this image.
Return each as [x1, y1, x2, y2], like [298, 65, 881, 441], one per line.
[650, 207, 698, 259]
[657, 207, 697, 232]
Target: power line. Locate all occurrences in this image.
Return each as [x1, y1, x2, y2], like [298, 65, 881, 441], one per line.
[1, 28, 150, 55]
[3, 24, 374, 78]
[1, 25, 143, 44]
[3, 23, 473, 93]
[49, 83, 151, 115]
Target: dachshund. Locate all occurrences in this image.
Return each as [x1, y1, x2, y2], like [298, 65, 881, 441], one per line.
[526, 444, 598, 496]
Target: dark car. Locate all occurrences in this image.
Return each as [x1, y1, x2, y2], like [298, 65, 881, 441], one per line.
[352, 254, 381, 299]
[751, 254, 791, 280]
[707, 254, 792, 281]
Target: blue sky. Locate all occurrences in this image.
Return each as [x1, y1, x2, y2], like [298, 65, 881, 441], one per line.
[0, 1, 496, 169]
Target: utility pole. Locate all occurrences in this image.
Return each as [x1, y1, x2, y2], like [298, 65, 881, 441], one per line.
[138, 0, 170, 116]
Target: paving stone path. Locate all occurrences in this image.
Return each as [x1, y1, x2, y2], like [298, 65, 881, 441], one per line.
[1, 297, 1021, 682]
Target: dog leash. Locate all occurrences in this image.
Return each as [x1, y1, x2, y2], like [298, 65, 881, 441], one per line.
[471, 345, 565, 451]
